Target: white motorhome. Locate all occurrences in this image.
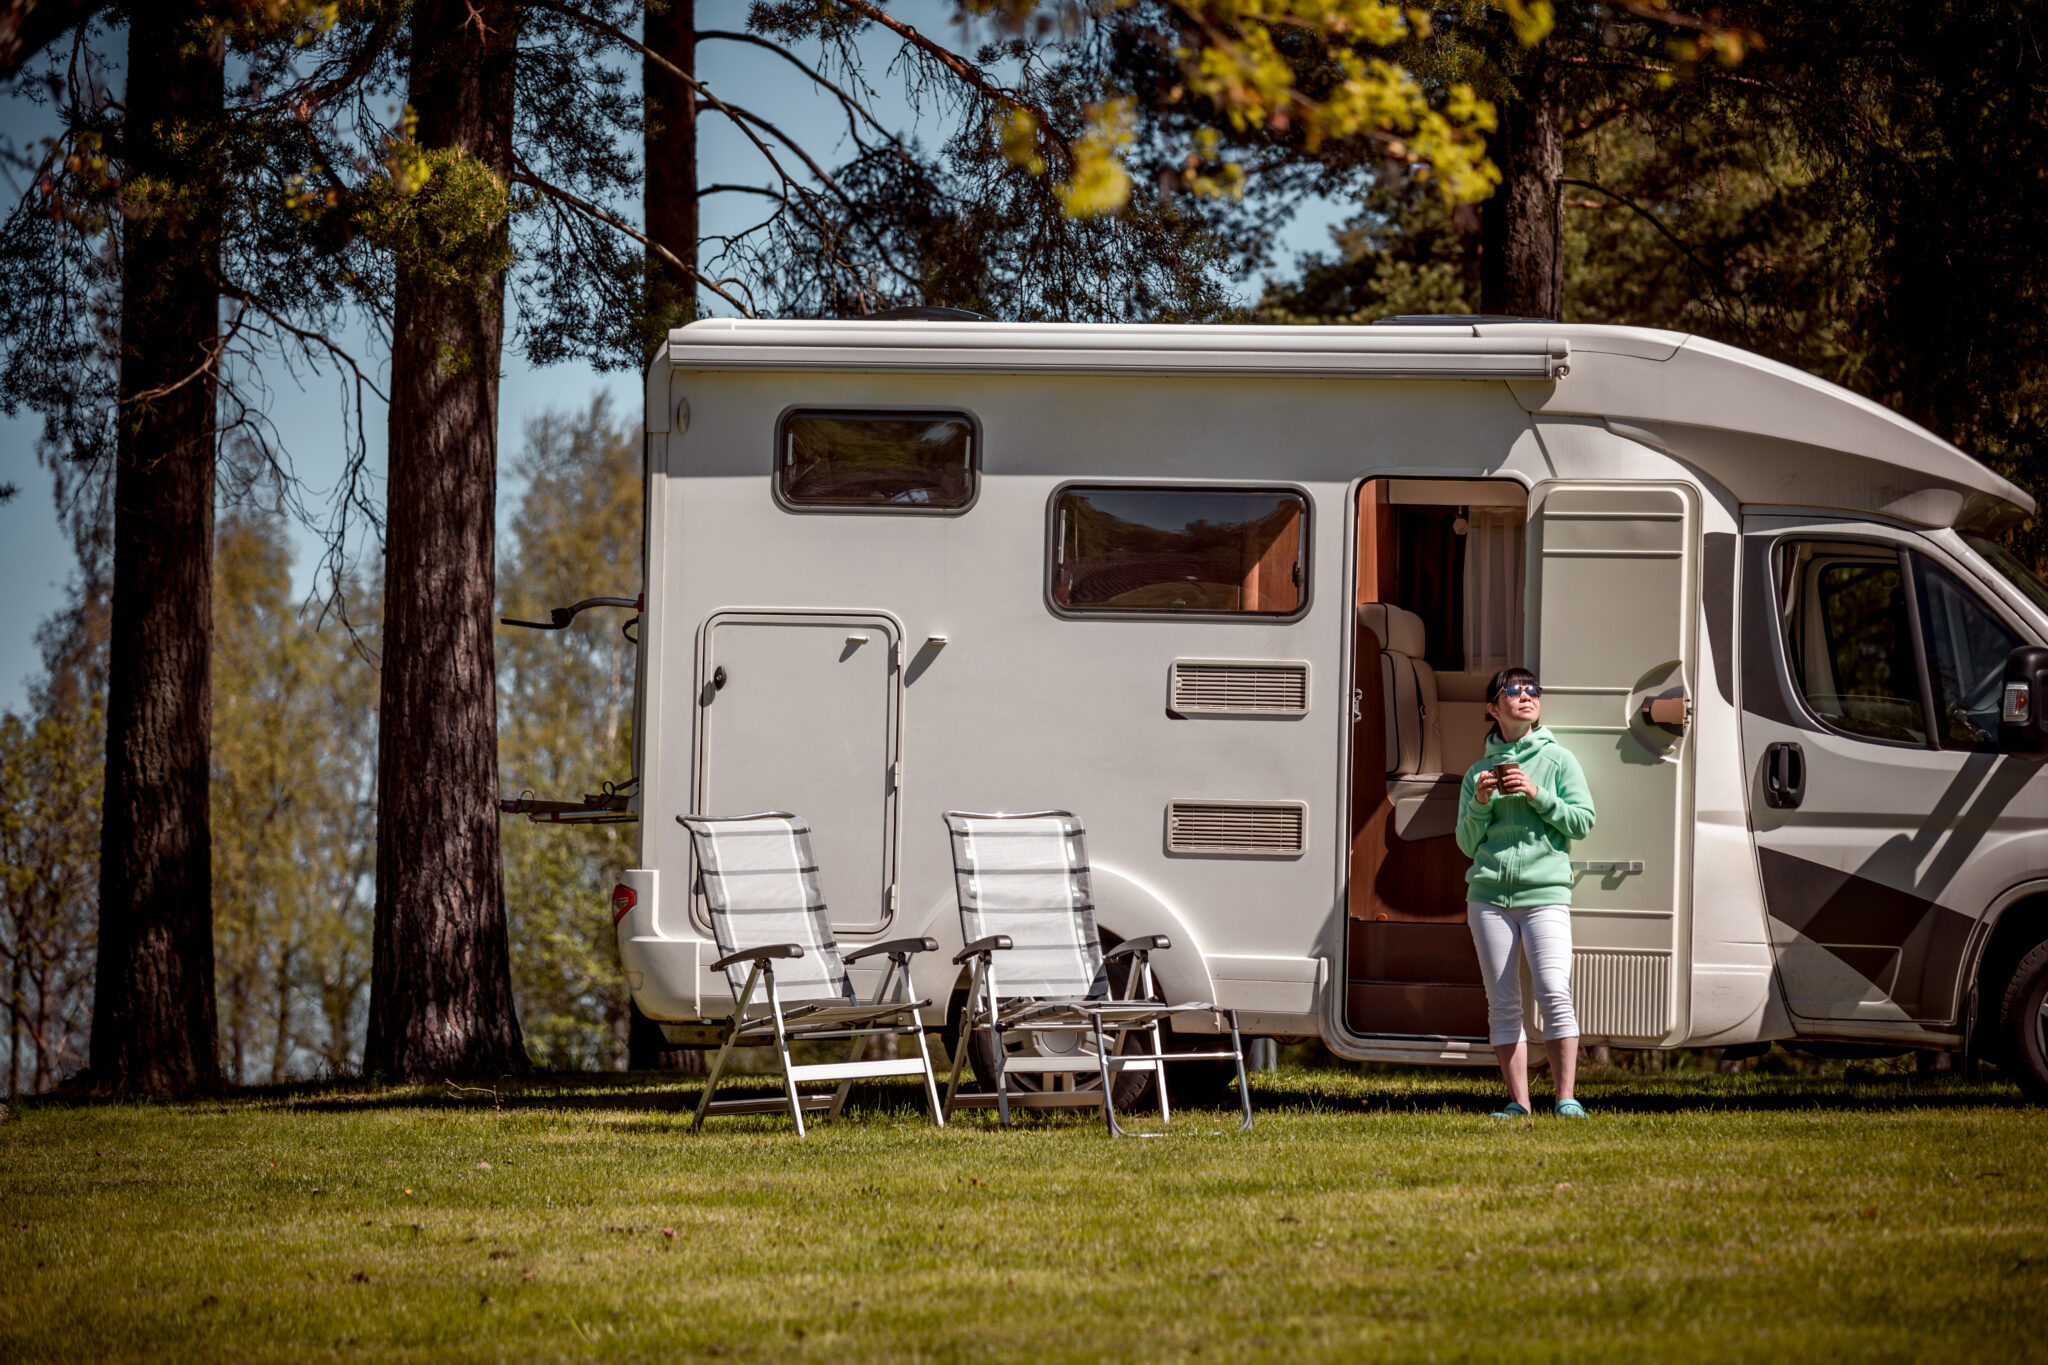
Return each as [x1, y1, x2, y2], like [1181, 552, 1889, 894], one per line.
[560, 316, 2048, 1098]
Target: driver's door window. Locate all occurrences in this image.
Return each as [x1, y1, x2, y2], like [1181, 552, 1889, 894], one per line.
[1780, 540, 2023, 750]
[1917, 562, 2021, 749]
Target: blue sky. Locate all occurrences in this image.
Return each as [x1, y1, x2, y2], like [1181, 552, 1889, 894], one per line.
[0, 2, 1348, 713]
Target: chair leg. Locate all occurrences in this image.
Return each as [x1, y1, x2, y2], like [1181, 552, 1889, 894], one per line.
[1092, 1012, 1128, 1138]
[764, 969, 807, 1138]
[1149, 1015, 1171, 1125]
[1226, 1009, 1253, 1132]
[989, 1014, 1012, 1127]
[910, 1008, 945, 1127]
[694, 964, 762, 1131]
[943, 960, 984, 1122]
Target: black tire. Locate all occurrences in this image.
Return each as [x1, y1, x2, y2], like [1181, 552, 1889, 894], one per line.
[1996, 937, 2048, 1103]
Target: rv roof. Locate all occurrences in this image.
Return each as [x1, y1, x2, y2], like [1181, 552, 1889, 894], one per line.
[665, 318, 2031, 529]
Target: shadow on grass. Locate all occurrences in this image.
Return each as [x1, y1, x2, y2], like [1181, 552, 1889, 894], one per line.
[21, 1063, 2030, 1122]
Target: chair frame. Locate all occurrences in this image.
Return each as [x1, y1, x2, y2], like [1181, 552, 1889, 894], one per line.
[939, 809, 1254, 1137]
[678, 811, 947, 1136]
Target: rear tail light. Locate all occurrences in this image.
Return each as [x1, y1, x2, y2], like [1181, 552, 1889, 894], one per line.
[611, 883, 637, 925]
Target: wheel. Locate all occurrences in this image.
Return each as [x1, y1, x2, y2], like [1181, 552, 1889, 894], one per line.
[1996, 937, 2048, 1102]
[950, 936, 1157, 1111]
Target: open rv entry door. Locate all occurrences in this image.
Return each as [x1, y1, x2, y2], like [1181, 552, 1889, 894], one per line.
[1526, 482, 1698, 1045]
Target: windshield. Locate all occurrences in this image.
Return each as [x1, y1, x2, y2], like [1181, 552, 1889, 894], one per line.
[1961, 534, 2048, 618]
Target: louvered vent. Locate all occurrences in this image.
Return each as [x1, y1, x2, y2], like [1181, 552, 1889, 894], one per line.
[1166, 800, 1308, 856]
[1552, 949, 1673, 1040]
[1168, 660, 1310, 716]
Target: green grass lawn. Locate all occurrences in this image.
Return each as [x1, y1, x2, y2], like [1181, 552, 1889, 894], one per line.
[2, 1064, 2044, 1363]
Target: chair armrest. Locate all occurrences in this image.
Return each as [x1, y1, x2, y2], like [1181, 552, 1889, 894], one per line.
[1103, 934, 1171, 961]
[952, 934, 1013, 965]
[843, 936, 940, 964]
[710, 943, 805, 972]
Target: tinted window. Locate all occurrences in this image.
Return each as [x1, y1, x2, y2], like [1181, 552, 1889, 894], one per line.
[1052, 487, 1308, 616]
[1785, 549, 1926, 744]
[1917, 562, 2021, 749]
[779, 410, 974, 510]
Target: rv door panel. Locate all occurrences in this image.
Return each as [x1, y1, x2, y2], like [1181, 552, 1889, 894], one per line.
[696, 612, 902, 934]
[1526, 482, 1698, 1044]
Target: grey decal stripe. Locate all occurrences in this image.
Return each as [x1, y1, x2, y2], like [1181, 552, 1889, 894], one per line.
[1704, 532, 1736, 706]
[1757, 846, 1976, 1021]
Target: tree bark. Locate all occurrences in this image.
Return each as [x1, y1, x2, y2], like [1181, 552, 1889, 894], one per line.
[365, 0, 528, 1082]
[1479, 56, 1564, 320]
[643, 0, 697, 356]
[87, 7, 223, 1095]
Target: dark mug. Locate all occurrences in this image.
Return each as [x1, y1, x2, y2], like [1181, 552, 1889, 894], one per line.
[1491, 760, 1521, 792]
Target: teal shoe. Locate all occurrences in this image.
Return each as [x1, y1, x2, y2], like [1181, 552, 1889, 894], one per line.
[1489, 1101, 1531, 1119]
[1554, 1098, 1588, 1119]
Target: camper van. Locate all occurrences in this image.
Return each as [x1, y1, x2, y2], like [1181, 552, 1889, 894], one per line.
[552, 317, 2048, 1098]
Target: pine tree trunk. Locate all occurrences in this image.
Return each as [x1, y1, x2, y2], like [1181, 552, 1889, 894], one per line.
[643, 0, 697, 354]
[87, 8, 223, 1095]
[365, 0, 527, 1082]
[1479, 57, 1563, 320]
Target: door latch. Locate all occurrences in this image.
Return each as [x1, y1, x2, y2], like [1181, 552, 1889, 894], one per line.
[1351, 686, 1363, 723]
[1763, 741, 1805, 809]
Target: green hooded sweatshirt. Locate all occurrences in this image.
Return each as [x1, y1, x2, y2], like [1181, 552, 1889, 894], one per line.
[1455, 725, 1597, 908]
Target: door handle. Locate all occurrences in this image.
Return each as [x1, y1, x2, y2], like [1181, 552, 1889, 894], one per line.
[1763, 741, 1804, 809]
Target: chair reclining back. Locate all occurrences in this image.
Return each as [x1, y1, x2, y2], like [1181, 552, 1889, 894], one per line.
[943, 811, 1107, 1001]
[678, 813, 856, 1005]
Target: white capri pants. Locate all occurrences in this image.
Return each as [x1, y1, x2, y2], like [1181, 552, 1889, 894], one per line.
[1467, 901, 1578, 1046]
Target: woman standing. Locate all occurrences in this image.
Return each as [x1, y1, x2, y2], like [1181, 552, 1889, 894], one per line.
[1455, 667, 1597, 1119]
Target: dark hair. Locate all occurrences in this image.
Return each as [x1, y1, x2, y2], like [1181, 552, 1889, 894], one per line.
[1485, 667, 1540, 740]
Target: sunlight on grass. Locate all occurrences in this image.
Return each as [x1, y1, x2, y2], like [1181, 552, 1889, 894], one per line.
[2, 1067, 2043, 1362]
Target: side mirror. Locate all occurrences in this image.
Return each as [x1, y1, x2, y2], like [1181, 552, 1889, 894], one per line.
[1998, 646, 2048, 753]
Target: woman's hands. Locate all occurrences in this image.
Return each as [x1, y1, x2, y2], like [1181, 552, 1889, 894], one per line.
[1476, 766, 1537, 806]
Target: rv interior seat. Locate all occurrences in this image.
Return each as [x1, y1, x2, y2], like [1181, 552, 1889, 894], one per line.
[1359, 603, 1462, 842]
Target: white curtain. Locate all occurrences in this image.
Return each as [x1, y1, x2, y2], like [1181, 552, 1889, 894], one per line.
[1463, 507, 1525, 676]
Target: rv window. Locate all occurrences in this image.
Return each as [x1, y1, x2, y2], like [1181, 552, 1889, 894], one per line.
[1915, 561, 2021, 749]
[1051, 486, 1308, 616]
[1784, 547, 1927, 745]
[777, 410, 976, 510]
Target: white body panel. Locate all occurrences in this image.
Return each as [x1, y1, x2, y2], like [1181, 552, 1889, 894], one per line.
[600, 320, 2045, 1062]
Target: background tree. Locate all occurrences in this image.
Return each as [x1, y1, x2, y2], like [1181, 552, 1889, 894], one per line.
[365, 0, 529, 1081]
[496, 400, 642, 1071]
[211, 499, 380, 1084]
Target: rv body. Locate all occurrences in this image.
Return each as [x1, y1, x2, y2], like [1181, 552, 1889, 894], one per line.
[607, 318, 2048, 1066]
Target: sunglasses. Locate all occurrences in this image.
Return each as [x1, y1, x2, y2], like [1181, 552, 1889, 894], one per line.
[1496, 684, 1543, 699]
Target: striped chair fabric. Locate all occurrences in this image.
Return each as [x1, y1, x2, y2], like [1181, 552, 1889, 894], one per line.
[944, 812, 1108, 999]
[680, 813, 856, 1005]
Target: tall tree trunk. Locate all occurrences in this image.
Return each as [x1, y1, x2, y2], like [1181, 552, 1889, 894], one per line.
[87, 7, 223, 1095]
[1479, 57, 1564, 319]
[365, 0, 527, 1081]
[631, 0, 705, 1075]
[643, 0, 697, 356]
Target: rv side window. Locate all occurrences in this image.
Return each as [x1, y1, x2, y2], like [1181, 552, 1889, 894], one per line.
[777, 409, 976, 511]
[1782, 544, 1927, 745]
[1050, 486, 1308, 617]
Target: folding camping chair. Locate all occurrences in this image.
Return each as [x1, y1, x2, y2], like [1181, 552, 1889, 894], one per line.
[941, 810, 1253, 1136]
[676, 811, 946, 1135]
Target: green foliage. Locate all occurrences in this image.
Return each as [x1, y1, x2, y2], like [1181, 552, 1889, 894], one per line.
[354, 146, 515, 305]
[496, 399, 644, 1071]
[1, 1066, 2042, 1359]
[210, 509, 380, 1084]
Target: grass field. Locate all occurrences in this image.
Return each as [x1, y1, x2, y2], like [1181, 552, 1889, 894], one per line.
[3, 1063, 2044, 1363]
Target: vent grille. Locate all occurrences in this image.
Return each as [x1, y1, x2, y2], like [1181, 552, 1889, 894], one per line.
[1558, 949, 1672, 1040]
[1169, 660, 1309, 716]
[1167, 800, 1308, 856]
